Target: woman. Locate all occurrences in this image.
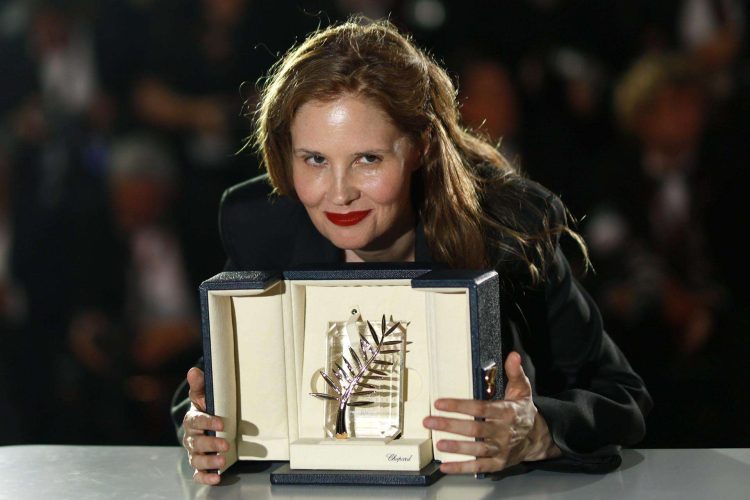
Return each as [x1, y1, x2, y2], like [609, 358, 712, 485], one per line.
[176, 18, 652, 485]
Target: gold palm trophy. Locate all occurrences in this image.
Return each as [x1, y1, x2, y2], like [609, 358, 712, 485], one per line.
[311, 311, 407, 440]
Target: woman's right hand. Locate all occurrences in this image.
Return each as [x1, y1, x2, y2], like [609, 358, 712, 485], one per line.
[182, 367, 228, 485]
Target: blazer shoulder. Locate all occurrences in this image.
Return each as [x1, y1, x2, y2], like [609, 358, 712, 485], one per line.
[218, 174, 306, 269]
[515, 176, 567, 228]
[220, 174, 273, 210]
[479, 165, 567, 234]
[479, 168, 569, 286]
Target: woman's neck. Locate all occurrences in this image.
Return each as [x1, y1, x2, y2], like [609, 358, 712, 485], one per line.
[344, 227, 416, 263]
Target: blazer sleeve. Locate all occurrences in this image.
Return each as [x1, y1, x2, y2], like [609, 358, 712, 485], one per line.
[531, 244, 653, 471]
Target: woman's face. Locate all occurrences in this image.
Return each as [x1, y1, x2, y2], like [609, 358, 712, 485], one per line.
[290, 95, 420, 257]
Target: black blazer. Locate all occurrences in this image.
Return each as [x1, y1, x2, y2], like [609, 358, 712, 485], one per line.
[172, 174, 652, 473]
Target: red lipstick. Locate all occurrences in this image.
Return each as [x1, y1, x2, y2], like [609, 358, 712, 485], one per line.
[325, 210, 371, 226]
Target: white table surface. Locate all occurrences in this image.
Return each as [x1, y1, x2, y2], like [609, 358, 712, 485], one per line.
[1, 445, 749, 499]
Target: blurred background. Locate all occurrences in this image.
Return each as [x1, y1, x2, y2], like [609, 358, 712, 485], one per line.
[0, 0, 748, 448]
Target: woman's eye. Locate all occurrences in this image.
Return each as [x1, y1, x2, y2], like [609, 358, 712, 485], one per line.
[305, 155, 326, 166]
[359, 154, 381, 164]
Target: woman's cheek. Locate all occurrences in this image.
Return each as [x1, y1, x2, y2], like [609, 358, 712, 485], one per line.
[380, 177, 411, 206]
[360, 170, 406, 204]
[293, 167, 322, 206]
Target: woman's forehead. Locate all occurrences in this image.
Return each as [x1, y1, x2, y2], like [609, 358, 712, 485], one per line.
[291, 95, 403, 146]
[294, 94, 389, 120]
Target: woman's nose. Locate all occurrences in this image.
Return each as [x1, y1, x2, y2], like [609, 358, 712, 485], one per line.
[329, 170, 359, 206]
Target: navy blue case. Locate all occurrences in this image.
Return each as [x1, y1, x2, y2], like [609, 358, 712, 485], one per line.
[199, 265, 503, 485]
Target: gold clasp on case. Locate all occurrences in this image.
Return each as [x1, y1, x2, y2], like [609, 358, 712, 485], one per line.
[482, 363, 498, 399]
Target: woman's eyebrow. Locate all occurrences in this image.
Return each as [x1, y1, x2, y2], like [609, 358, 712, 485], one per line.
[293, 148, 392, 156]
[352, 149, 390, 155]
[293, 148, 323, 155]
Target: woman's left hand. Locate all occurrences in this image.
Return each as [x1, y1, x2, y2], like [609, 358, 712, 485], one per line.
[423, 351, 561, 474]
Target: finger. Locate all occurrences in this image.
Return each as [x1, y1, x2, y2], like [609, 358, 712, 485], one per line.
[187, 367, 206, 410]
[423, 416, 491, 438]
[190, 452, 226, 472]
[192, 469, 221, 485]
[504, 351, 531, 400]
[440, 457, 504, 475]
[185, 435, 229, 454]
[434, 398, 515, 420]
[184, 410, 224, 434]
[436, 439, 500, 458]
[434, 398, 490, 417]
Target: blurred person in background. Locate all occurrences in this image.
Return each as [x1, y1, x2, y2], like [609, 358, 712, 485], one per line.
[599, 54, 725, 357]
[677, 0, 744, 76]
[584, 52, 748, 446]
[457, 57, 520, 159]
[3, 0, 116, 443]
[443, 1, 625, 223]
[132, 0, 314, 290]
[67, 135, 200, 444]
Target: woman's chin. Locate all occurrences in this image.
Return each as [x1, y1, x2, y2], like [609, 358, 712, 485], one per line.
[328, 234, 371, 251]
[319, 222, 374, 251]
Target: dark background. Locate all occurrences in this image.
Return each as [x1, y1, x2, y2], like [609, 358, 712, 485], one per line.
[1, 0, 748, 448]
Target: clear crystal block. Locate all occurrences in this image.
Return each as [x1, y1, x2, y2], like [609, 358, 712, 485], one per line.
[322, 311, 406, 440]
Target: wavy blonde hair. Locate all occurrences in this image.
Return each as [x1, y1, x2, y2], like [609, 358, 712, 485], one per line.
[249, 17, 586, 285]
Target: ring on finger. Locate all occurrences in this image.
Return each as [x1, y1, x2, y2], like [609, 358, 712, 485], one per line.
[481, 440, 500, 457]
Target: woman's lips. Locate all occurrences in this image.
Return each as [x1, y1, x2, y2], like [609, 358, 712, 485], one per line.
[325, 210, 372, 226]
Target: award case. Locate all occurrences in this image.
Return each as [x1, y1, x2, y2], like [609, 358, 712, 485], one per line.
[200, 266, 503, 485]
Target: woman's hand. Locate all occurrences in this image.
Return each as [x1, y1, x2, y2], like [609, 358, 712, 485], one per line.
[181, 367, 229, 485]
[423, 351, 561, 474]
